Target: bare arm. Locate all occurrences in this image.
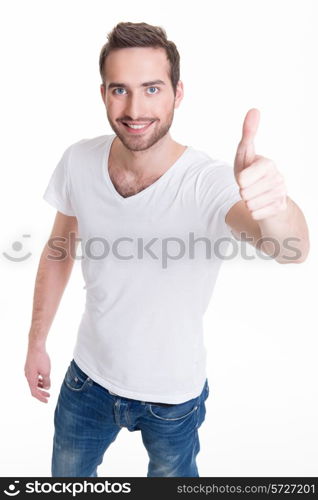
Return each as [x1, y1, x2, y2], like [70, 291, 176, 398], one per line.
[24, 211, 79, 403]
[225, 197, 310, 263]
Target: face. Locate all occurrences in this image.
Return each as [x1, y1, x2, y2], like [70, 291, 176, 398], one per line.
[100, 47, 183, 152]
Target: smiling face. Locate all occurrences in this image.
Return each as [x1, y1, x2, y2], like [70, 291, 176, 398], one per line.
[100, 47, 184, 152]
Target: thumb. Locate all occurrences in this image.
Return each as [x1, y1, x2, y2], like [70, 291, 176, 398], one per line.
[42, 376, 51, 389]
[234, 108, 260, 173]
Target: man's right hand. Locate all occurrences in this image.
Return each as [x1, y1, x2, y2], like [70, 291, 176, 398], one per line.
[24, 346, 51, 403]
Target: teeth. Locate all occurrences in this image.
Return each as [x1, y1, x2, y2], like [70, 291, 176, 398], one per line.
[126, 123, 151, 129]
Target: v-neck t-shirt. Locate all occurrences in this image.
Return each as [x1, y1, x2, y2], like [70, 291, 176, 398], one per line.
[42, 133, 242, 403]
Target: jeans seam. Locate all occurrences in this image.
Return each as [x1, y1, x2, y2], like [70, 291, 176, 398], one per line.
[148, 403, 198, 421]
[65, 363, 91, 392]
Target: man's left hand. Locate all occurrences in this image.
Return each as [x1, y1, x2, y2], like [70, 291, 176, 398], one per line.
[234, 108, 288, 221]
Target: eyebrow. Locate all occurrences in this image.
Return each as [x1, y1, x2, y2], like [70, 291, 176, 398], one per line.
[107, 79, 166, 89]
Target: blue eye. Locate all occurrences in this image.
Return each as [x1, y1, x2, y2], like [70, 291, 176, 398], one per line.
[112, 87, 159, 95]
[113, 88, 126, 95]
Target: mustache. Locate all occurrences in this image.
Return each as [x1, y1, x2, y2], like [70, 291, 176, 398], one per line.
[119, 119, 156, 123]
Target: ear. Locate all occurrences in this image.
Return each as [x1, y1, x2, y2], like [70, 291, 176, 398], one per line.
[174, 80, 184, 109]
[100, 83, 106, 102]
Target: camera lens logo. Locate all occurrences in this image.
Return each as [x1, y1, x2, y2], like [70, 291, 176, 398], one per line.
[3, 481, 20, 496]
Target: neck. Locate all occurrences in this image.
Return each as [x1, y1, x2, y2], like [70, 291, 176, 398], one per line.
[110, 133, 185, 178]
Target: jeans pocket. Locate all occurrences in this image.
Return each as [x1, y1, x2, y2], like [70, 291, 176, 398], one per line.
[148, 397, 199, 421]
[64, 360, 92, 392]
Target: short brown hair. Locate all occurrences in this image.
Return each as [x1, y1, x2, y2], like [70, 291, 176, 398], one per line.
[99, 22, 180, 96]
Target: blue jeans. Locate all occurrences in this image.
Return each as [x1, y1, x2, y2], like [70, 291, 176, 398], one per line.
[51, 359, 209, 477]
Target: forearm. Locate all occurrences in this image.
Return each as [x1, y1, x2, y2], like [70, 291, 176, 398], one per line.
[28, 243, 75, 349]
[257, 196, 310, 263]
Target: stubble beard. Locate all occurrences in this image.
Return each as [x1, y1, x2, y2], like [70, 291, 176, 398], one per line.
[106, 105, 175, 152]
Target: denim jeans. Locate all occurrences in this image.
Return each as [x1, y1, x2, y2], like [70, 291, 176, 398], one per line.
[51, 359, 209, 477]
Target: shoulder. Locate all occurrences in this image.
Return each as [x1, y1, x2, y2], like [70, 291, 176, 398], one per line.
[63, 134, 114, 172]
[67, 134, 113, 155]
[187, 146, 233, 176]
[185, 146, 235, 193]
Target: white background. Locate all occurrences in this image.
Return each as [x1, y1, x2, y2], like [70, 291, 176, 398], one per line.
[0, 0, 317, 477]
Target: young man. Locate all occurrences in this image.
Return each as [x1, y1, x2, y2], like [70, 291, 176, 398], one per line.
[24, 22, 309, 477]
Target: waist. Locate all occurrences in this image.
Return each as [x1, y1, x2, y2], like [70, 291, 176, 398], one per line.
[108, 389, 174, 406]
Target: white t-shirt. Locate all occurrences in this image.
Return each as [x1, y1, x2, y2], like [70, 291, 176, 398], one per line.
[43, 133, 241, 403]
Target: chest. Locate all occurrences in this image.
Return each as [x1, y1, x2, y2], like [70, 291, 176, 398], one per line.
[108, 162, 161, 198]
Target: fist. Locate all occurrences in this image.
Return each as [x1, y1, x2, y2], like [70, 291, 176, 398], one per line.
[234, 109, 288, 220]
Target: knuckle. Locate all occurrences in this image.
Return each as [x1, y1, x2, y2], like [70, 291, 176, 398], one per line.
[239, 187, 246, 199]
[274, 172, 284, 184]
[246, 199, 254, 209]
[237, 172, 246, 187]
[268, 159, 276, 171]
[274, 185, 284, 195]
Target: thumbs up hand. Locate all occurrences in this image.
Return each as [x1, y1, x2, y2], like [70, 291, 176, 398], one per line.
[234, 108, 287, 220]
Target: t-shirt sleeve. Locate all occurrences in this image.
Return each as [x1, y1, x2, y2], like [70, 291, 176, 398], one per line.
[198, 160, 242, 237]
[42, 145, 76, 216]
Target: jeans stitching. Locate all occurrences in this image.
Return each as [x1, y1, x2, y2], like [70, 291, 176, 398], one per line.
[148, 402, 199, 421]
[65, 362, 91, 392]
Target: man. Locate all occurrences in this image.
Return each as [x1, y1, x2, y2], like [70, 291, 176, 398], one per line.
[24, 21, 309, 478]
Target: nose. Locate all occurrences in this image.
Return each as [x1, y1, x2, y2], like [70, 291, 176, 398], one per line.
[124, 93, 147, 121]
